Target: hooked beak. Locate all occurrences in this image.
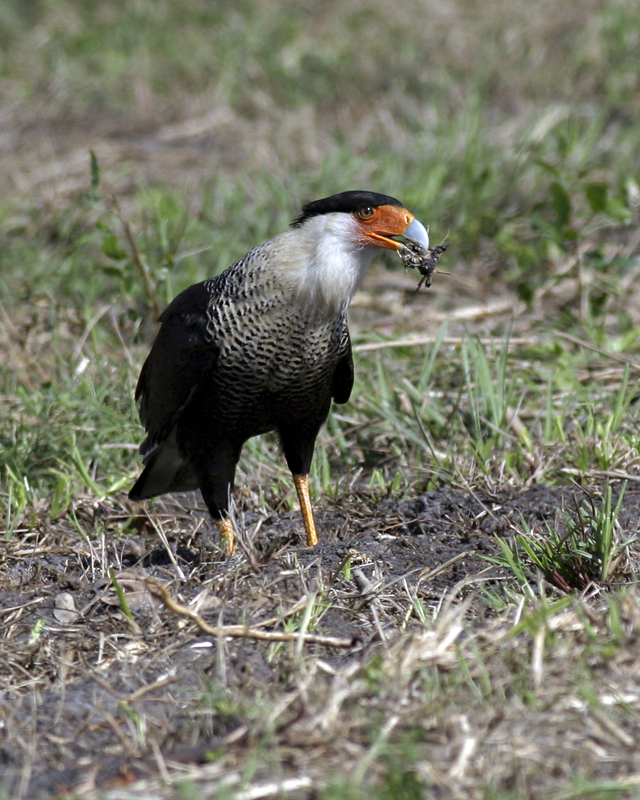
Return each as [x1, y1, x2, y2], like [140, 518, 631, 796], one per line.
[361, 205, 430, 252]
[403, 218, 429, 250]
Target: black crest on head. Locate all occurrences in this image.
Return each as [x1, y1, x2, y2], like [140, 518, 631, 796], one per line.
[292, 190, 403, 227]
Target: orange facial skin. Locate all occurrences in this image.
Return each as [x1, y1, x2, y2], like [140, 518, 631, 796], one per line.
[352, 203, 418, 250]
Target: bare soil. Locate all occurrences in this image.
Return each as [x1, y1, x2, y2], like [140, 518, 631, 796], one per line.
[1, 481, 638, 797]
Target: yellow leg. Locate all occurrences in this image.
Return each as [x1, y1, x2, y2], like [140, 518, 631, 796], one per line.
[292, 473, 318, 547]
[216, 517, 235, 555]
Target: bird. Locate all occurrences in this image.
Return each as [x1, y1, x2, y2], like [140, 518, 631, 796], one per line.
[129, 190, 430, 554]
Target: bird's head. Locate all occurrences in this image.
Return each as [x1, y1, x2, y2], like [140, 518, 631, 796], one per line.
[292, 190, 429, 254]
[283, 190, 430, 314]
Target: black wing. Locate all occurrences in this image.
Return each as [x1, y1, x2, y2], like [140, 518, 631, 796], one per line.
[135, 281, 219, 457]
[331, 320, 354, 404]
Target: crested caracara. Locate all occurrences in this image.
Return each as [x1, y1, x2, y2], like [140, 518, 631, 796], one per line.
[129, 190, 430, 553]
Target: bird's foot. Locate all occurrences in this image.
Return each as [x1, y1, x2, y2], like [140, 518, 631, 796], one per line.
[292, 473, 318, 547]
[216, 517, 236, 555]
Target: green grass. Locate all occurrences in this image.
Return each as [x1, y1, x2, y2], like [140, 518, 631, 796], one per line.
[1, 1, 640, 798]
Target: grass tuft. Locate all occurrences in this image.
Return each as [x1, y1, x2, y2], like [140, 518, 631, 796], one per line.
[511, 483, 635, 593]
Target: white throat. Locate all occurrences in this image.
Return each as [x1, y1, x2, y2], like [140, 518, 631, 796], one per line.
[276, 214, 377, 316]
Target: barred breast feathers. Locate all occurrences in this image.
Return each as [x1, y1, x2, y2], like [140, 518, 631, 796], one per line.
[194, 223, 362, 395]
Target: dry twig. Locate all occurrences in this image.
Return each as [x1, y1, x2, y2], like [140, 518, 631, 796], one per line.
[146, 579, 354, 648]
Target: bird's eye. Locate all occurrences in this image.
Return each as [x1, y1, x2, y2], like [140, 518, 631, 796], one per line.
[357, 207, 375, 220]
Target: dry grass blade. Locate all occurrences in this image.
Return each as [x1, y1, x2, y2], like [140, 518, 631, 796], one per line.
[354, 335, 539, 353]
[555, 331, 640, 374]
[233, 776, 315, 799]
[108, 193, 162, 319]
